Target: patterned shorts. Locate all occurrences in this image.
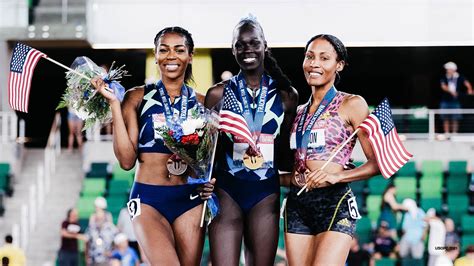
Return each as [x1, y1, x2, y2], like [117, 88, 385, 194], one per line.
[284, 184, 360, 237]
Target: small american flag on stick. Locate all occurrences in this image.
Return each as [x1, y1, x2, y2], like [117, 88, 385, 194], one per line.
[8, 43, 46, 113]
[219, 87, 256, 149]
[358, 98, 413, 178]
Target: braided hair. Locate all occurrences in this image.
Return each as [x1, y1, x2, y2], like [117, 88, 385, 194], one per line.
[154, 26, 195, 84]
[233, 16, 292, 92]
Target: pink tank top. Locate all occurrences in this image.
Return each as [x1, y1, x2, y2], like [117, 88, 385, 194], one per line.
[291, 91, 357, 166]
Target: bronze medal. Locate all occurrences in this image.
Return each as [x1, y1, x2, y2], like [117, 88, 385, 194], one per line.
[243, 152, 264, 170]
[294, 171, 307, 187]
[167, 157, 188, 176]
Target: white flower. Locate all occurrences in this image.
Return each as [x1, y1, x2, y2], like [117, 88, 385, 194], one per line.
[181, 120, 197, 135]
[192, 118, 205, 129]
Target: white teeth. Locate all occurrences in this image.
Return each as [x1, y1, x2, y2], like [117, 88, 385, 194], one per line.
[309, 72, 321, 77]
[165, 64, 178, 71]
[243, 58, 256, 63]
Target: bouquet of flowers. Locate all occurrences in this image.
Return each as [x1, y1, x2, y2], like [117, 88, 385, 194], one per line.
[155, 103, 221, 223]
[56, 56, 128, 130]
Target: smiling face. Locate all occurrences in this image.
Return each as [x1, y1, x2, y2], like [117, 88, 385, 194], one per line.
[232, 25, 266, 73]
[303, 38, 344, 89]
[155, 32, 193, 82]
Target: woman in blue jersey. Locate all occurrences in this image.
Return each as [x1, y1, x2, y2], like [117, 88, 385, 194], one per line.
[91, 27, 215, 265]
[205, 16, 298, 265]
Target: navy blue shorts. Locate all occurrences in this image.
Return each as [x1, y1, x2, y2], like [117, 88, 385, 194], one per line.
[217, 171, 279, 214]
[284, 184, 359, 237]
[129, 182, 203, 224]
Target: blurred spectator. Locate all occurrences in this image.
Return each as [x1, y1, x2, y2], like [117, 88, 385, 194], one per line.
[109, 233, 139, 266]
[399, 199, 426, 259]
[454, 245, 474, 266]
[67, 107, 84, 152]
[426, 208, 446, 266]
[1, 257, 8, 266]
[440, 61, 473, 134]
[58, 208, 85, 266]
[117, 207, 142, 261]
[0, 235, 26, 266]
[379, 184, 405, 238]
[89, 197, 113, 228]
[85, 208, 118, 266]
[445, 218, 460, 247]
[347, 235, 373, 266]
[371, 221, 398, 260]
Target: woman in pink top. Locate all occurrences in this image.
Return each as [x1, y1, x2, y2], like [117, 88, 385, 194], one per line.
[284, 34, 380, 265]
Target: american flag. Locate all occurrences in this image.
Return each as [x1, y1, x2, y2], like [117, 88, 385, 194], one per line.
[8, 43, 46, 113]
[358, 98, 412, 178]
[219, 87, 255, 148]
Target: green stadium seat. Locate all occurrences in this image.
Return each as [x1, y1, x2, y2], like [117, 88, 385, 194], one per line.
[419, 175, 443, 198]
[401, 258, 424, 266]
[106, 195, 127, 223]
[81, 179, 106, 197]
[446, 175, 469, 195]
[420, 198, 443, 213]
[461, 215, 474, 234]
[448, 160, 468, 175]
[112, 162, 135, 185]
[77, 196, 96, 219]
[368, 175, 390, 195]
[396, 161, 417, 177]
[421, 160, 443, 177]
[461, 234, 474, 249]
[356, 217, 373, 244]
[394, 177, 417, 199]
[375, 258, 396, 266]
[87, 162, 109, 178]
[366, 195, 382, 223]
[447, 195, 469, 225]
[107, 180, 130, 196]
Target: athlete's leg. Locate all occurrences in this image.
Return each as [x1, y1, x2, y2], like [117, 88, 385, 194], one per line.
[209, 188, 244, 266]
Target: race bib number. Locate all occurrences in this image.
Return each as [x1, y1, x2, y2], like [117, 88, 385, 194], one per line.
[127, 198, 141, 220]
[347, 196, 361, 219]
[152, 114, 166, 139]
[290, 132, 296, 150]
[308, 128, 325, 149]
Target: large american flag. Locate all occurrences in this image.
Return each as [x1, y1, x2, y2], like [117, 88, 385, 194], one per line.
[8, 43, 46, 113]
[358, 98, 412, 178]
[219, 87, 255, 148]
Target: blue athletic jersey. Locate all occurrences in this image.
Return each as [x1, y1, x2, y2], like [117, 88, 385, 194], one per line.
[217, 75, 285, 181]
[137, 82, 198, 154]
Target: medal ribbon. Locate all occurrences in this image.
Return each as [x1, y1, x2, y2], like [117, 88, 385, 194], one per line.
[235, 72, 271, 152]
[156, 80, 189, 127]
[295, 86, 337, 173]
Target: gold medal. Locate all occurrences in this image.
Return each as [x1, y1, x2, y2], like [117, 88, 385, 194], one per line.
[243, 152, 264, 170]
[167, 157, 188, 176]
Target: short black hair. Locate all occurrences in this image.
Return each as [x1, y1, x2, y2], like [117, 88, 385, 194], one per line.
[4, 235, 12, 244]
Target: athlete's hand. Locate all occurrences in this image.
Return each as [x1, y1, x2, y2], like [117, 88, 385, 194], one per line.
[196, 178, 216, 200]
[305, 169, 341, 190]
[90, 76, 118, 104]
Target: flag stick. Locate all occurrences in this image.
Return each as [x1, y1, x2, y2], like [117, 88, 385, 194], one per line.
[297, 128, 360, 196]
[200, 127, 220, 227]
[44, 57, 90, 80]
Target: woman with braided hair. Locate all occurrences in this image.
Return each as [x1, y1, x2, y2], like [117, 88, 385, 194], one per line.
[205, 16, 298, 265]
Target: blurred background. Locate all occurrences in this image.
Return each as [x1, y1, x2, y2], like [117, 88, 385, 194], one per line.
[0, 0, 474, 265]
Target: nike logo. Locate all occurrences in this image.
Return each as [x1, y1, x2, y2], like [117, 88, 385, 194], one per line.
[190, 194, 199, 200]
